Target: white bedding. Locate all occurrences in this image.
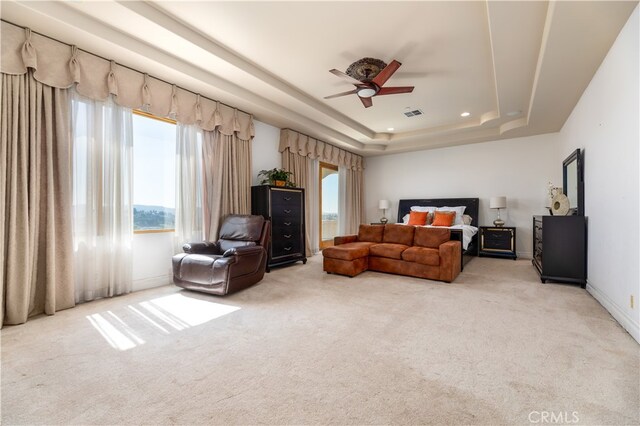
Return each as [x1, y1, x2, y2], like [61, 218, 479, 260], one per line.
[419, 224, 478, 250]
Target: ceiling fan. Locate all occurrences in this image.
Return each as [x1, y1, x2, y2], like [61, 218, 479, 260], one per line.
[324, 57, 415, 108]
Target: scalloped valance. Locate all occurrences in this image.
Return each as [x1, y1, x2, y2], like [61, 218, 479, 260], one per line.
[279, 129, 364, 171]
[0, 21, 254, 139]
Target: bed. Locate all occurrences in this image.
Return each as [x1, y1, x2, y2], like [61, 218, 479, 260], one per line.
[397, 198, 480, 269]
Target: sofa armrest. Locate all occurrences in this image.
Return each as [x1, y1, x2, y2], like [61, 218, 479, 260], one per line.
[183, 241, 221, 255]
[334, 235, 358, 245]
[439, 240, 462, 283]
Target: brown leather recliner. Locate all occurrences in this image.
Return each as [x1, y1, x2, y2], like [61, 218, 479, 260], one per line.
[172, 215, 270, 296]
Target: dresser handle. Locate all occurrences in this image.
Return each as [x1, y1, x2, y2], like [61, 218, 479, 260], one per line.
[284, 209, 291, 214]
[284, 247, 292, 251]
[283, 222, 291, 226]
[284, 234, 292, 239]
[284, 196, 292, 201]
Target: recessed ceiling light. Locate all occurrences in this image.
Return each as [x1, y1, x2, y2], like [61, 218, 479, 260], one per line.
[506, 110, 522, 117]
[460, 112, 471, 117]
[387, 127, 394, 131]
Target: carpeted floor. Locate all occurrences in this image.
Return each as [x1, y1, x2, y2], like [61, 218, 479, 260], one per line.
[2, 255, 638, 425]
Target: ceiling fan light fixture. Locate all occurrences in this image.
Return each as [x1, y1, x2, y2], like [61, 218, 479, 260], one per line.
[357, 87, 377, 98]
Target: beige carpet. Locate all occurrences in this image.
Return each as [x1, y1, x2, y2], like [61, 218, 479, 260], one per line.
[2, 255, 638, 425]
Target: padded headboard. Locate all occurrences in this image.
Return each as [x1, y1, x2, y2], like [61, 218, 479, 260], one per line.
[397, 198, 480, 226]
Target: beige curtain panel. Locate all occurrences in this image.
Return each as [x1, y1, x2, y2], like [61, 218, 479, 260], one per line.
[341, 168, 366, 234]
[203, 131, 252, 241]
[0, 71, 75, 327]
[279, 129, 364, 171]
[1, 22, 254, 139]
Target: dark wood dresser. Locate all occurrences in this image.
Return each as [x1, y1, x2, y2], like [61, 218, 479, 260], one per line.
[532, 215, 587, 287]
[251, 185, 307, 270]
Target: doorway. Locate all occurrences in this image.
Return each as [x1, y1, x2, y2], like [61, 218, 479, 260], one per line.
[319, 162, 339, 250]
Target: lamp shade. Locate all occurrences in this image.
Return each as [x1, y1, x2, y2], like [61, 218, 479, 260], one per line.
[378, 199, 390, 210]
[489, 196, 507, 209]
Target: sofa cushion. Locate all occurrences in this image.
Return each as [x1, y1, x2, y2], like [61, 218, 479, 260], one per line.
[382, 224, 415, 246]
[414, 227, 451, 248]
[369, 243, 409, 260]
[401, 246, 440, 266]
[357, 224, 384, 243]
[322, 242, 375, 261]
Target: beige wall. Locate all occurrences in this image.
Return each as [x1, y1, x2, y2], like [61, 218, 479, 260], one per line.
[557, 5, 639, 342]
[364, 133, 561, 258]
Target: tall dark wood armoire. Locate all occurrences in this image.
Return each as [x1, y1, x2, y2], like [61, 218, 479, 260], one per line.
[251, 185, 307, 270]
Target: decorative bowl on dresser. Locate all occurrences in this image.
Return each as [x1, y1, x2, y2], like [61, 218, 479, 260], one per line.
[251, 185, 307, 271]
[478, 226, 517, 260]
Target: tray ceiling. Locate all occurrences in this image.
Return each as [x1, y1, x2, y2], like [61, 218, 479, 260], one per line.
[1, 1, 636, 155]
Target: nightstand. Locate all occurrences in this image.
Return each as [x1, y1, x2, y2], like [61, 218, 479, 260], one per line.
[479, 226, 517, 260]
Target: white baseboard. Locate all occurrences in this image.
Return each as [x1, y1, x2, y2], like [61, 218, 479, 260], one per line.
[587, 282, 640, 344]
[132, 274, 172, 292]
[517, 251, 532, 259]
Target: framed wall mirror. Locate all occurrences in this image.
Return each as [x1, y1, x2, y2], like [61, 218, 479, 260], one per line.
[563, 148, 584, 216]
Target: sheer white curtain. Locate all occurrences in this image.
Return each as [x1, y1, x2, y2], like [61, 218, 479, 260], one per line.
[71, 91, 133, 303]
[174, 124, 204, 252]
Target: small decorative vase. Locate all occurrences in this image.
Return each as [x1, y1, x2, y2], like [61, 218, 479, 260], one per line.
[274, 180, 286, 187]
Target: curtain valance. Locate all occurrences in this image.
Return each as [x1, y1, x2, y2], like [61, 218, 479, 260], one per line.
[1, 22, 254, 139]
[279, 129, 364, 171]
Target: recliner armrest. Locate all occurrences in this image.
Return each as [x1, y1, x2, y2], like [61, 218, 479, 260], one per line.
[222, 245, 265, 258]
[183, 241, 221, 254]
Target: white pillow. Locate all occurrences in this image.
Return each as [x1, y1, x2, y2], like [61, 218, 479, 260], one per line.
[436, 206, 466, 226]
[410, 206, 437, 213]
[402, 214, 409, 224]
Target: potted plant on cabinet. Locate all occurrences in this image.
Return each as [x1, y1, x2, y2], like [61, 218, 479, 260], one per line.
[258, 168, 295, 187]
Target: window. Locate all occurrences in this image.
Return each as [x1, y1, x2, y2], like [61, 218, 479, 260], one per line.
[132, 111, 177, 232]
[319, 162, 339, 249]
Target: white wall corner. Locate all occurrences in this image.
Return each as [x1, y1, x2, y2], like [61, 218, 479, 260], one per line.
[587, 282, 640, 344]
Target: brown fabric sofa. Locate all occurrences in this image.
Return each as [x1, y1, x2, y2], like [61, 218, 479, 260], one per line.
[322, 224, 461, 283]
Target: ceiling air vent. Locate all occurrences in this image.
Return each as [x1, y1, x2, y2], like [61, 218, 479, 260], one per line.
[404, 109, 423, 117]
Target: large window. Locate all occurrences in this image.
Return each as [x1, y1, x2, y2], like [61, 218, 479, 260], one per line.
[319, 162, 339, 249]
[132, 111, 177, 232]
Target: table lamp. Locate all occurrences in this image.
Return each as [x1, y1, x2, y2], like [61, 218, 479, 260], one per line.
[379, 200, 390, 224]
[490, 196, 507, 227]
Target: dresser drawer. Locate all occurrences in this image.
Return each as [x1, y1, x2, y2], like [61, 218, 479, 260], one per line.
[271, 189, 302, 207]
[272, 238, 302, 258]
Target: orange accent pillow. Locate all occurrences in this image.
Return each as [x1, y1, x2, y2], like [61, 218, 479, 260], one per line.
[432, 211, 456, 227]
[408, 211, 428, 226]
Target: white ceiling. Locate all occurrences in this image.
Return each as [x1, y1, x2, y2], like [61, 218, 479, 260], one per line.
[1, 1, 636, 156]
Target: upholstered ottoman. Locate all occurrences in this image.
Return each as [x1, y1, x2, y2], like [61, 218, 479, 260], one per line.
[322, 225, 385, 277]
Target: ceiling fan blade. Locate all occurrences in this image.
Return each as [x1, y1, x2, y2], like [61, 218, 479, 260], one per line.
[376, 86, 415, 96]
[372, 60, 402, 87]
[329, 69, 363, 86]
[324, 89, 358, 99]
[359, 96, 373, 108]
